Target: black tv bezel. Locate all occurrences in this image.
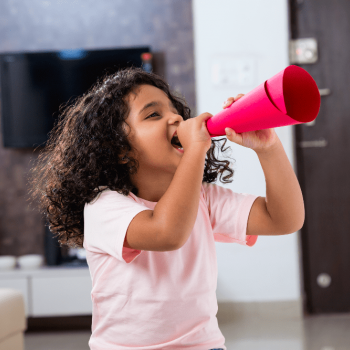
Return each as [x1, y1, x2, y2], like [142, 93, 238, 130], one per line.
[0, 46, 151, 149]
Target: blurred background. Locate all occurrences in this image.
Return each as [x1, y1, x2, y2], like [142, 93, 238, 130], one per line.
[0, 0, 349, 349]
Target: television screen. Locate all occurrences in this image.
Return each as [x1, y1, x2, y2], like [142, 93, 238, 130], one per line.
[0, 46, 151, 148]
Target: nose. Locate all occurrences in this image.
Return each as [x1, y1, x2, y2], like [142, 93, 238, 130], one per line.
[168, 112, 183, 124]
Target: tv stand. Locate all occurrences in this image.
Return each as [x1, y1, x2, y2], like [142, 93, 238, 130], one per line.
[0, 266, 92, 317]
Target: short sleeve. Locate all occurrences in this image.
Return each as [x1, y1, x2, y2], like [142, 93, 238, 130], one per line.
[202, 182, 259, 247]
[83, 189, 152, 263]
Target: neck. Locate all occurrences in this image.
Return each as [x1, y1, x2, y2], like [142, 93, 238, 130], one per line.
[130, 168, 175, 202]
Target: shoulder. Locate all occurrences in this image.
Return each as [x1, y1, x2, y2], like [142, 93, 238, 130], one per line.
[201, 181, 231, 199]
[202, 181, 258, 210]
[84, 188, 151, 236]
[85, 187, 138, 213]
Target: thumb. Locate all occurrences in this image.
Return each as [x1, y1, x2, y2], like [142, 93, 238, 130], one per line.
[198, 112, 213, 119]
[200, 113, 213, 125]
[225, 128, 243, 145]
[203, 113, 213, 121]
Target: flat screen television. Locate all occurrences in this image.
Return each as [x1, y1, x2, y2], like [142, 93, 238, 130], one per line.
[0, 46, 152, 148]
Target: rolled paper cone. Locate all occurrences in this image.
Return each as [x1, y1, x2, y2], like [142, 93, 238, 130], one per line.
[206, 65, 321, 136]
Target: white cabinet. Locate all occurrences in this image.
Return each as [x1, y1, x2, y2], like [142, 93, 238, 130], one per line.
[31, 275, 92, 316]
[0, 267, 92, 317]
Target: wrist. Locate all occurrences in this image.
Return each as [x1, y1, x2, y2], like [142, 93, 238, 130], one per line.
[184, 144, 208, 157]
[255, 138, 283, 158]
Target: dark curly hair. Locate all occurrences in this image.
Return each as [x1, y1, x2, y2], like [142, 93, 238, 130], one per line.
[27, 66, 235, 249]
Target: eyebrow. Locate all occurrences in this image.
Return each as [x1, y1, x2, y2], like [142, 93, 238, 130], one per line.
[138, 100, 177, 116]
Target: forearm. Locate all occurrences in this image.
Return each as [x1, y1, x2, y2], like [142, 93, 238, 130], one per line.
[256, 137, 305, 233]
[153, 147, 207, 248]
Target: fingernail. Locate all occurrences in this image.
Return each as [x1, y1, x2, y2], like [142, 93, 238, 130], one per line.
[223, 101, 230, 109]
[225, 128, 232, 135]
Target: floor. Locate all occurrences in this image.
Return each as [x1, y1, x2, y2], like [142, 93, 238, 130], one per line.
[24, 313, 350, 350]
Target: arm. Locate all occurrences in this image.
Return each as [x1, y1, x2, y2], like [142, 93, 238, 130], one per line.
[125, 147, 206, 251]
[125, 144, 205, 251]
[223, 96, 305, 236]
[247, 137, 305, 235]
[153, 147, 207, 247]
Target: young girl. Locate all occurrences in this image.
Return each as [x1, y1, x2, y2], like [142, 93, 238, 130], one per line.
[28, 67, 304, 349]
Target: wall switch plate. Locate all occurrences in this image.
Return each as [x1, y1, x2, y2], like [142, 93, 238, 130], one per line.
[211, 55, 257, 88]
[289, 38, 318, 64]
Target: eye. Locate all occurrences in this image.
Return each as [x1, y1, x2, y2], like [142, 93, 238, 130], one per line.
[146, 112, 159, 119]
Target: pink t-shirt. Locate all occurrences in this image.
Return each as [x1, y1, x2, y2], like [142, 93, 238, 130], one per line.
[83, 182, 258, 350]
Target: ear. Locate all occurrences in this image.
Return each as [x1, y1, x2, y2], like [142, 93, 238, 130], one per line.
[118, 152, 128, 164]
[118, 146, 135, 164]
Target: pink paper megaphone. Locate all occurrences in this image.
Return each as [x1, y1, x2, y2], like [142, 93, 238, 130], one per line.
[206, 65, 321, 137]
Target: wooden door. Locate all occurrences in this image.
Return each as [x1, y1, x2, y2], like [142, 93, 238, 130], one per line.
[290, 0, 350, 314]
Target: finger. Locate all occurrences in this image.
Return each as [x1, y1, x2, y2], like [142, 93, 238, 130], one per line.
[222, 97, 235, 108]
[223, 94, 244, 104]
[223, 94, 244, 109]
[199, 112, 213, 121]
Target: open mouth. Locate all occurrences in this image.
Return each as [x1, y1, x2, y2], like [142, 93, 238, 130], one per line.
[171, 133, 183, 150]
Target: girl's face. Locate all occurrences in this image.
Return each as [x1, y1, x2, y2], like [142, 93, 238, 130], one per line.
[124, 84, 184, 176]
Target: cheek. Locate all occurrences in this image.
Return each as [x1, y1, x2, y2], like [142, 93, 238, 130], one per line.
[134, 128, 171, 157]
[145, 129, 168, 147]
[134, 135, 158, 156]
[149, 135, 169, 152]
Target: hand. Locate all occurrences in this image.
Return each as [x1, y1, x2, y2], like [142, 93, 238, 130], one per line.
[222, 95, 280, 153]
[177, 112, 213, 153]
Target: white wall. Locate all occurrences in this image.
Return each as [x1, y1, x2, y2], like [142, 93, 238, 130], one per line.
[192, 0, 302, 302]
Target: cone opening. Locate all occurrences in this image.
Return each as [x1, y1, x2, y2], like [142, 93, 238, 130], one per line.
[282, 65, 321, 123]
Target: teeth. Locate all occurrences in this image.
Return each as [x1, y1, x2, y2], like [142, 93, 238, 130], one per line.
[172, 144, 183, 150]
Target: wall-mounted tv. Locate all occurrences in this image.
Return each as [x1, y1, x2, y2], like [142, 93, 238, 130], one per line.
[0, 46, 152, 148]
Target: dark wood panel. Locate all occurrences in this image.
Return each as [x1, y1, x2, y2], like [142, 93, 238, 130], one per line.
[290, 0, 350, 313]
